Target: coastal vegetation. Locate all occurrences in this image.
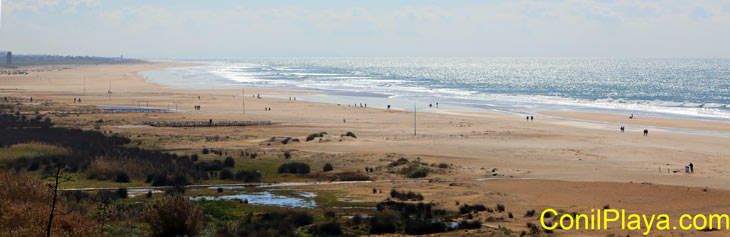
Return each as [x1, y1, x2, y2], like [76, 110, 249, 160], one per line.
[0, 101, 518, 236]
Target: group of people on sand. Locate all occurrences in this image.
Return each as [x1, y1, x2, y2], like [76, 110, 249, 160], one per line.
[264, 107, 271, 111]
[288, 97, 296, 100]
[619, 126, 649, 136]
[72, 97, 81, 103]
[428, 102, 439, 108]
[194, 105, 201, 110]
[525, 116, 534, 121]
[621, 114, 650, 136]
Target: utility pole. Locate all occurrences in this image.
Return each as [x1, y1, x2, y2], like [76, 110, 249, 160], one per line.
[414, 103, 417, 136]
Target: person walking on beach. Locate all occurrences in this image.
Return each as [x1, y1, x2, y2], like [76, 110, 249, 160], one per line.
[689, 162, 694, 173]
[387, 105, 391, 110]
[526, 116, 529, 121]
[436, 102, 439, 108]
[429, 103, 432, 108]
[620, 126, 624, 133]
[530, 116, 534, 121]
[643, 129, 648, 136]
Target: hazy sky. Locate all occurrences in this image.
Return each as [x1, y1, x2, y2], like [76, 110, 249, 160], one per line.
[1, 0, 730, 58]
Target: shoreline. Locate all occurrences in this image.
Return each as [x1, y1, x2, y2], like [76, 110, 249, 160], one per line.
[141, 61, 730, 135]
[140, 60, 730, 124]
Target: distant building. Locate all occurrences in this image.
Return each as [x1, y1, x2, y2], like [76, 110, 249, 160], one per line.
[6, 52, 11, 65]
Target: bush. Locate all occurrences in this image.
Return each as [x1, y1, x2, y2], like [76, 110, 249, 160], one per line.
[352, 214, 362, 225]
[405, 167, 429, 178]
[165, 185, 186, 195]
[278, 162, 310, 174]
[390, 189, 424, 201]
[388, 157, 409, 167]
[223, 157, 235, 167]
[343, 131, 357, 138]
[368, 212, 398, 234]
[143, 195, 204, 237]
[337, 171, 370, 181]
[460, 204, 487, 214]
[234, 170, 261, 182]
[219, 169, 234, 180]
[224, 211, 313, 236]
[306, 132, 327, 141]
[404, 218, 447, 235]
[114, 171, 130, 183]
[323, 163, 333, 172]
[458, 220, 482, 229]
[310, 222, 343, 235]
[202, 148, 209, 154]
[524, 209, 536, 217]
[438, 163, 449, 168]
[497, 204, 505, 212]
[116, 188, 128, 199]
[151, 174, 169, 186]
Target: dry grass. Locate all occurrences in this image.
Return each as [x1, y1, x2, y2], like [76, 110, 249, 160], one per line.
[0, 170, 99, 237]
[0, 142, 69, 163]
[143, 195, 204, 236]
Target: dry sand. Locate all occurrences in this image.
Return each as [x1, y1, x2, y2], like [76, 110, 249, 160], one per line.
[2, 62, 730, 236]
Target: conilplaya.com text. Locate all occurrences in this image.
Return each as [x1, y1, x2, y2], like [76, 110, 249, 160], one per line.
[540, 209, 729, 235]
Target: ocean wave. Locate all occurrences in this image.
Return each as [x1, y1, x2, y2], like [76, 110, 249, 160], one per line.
[144, 58, 730, 122]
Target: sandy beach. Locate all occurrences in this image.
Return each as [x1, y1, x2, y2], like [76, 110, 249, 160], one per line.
[3, 62, 730, 236]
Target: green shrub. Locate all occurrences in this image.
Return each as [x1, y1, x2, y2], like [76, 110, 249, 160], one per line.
[114, 171, 130, 183]
[368, 212, 398, 234]
[222, 211, 313, 236]
[143, 195, 204, 237]
[323, 163, 333, 172]
[404, 218, 447, 235]
[402, 165, 429, 178]
[223, 157, 235, 167]
[390, 189, 424, 201]
[310, 222, 343, 235]
[219, 169, 234, 180]
[342, 131, 357, 138]
[116, 187, 128, 199]
[388, 157, 409, 167]
[278, 162, 310, 174]
[460, 204, 487, 214]
[234, 170, 261, 182]
[306, 132, 327, 141]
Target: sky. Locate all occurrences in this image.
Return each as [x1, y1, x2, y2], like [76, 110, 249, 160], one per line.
[1, 0, 730, 58]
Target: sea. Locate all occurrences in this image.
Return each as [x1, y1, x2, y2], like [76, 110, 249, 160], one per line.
[140, 58, 730, 122]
